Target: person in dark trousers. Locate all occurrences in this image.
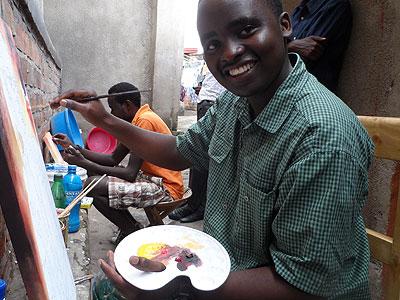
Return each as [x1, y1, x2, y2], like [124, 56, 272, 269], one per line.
[169, 71, 226, 223]
[288, 0, 352, 92]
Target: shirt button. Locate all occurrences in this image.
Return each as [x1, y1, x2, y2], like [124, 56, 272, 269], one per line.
[244, 196, 249, 202]
[222, 203, 228, 209]
[300, 17, 304, 21]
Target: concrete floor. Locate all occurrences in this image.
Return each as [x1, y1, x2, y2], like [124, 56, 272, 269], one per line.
[88, 111, 200, 275]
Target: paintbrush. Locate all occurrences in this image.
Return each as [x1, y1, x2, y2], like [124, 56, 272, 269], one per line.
[80, 89, 152, 103]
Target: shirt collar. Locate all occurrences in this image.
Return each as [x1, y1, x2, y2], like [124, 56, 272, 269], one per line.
[132, 104, 151, 124]
[235, 54, 309, 134]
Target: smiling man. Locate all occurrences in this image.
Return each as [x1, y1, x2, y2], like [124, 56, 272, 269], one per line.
[51, 0, 373, 299]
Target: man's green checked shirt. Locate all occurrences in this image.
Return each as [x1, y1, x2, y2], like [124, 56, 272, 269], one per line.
[176, 54, 374, 299]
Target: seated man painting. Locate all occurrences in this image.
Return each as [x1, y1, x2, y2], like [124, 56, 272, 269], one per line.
[53, 82, 184, 244]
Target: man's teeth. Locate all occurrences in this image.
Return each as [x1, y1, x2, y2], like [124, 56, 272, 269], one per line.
[229, 63, 254, 77]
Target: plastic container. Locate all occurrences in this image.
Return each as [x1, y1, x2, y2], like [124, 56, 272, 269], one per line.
[86, 127, 117, 154]
[63, 165, 83, 233]
[50, 109, 84, 150]
[0, 279, 6, 300]
[46, 163, 87, 184]
[51, 175, 66, 208]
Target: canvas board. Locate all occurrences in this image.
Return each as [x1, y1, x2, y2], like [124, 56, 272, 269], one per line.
[0, 18, 75, 299]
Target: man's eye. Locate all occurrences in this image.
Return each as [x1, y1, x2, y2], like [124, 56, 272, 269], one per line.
[239, 26, 256, 37]
[205, 42, 219, 52]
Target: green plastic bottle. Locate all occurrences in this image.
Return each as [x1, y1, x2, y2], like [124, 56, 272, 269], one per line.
[51, 175, 66, 209]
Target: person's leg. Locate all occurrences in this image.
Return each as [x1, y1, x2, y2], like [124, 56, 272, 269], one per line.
[86, 176, 141, 234]
[180, 168, 207, 223]
[169, 100, 213, 221]
[92, 195, 141, 233]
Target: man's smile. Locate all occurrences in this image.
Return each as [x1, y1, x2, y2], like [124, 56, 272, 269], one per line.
[224, 61, 256, 78]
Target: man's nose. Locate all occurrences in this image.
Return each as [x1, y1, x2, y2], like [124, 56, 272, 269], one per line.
[221, 41, 244, 64]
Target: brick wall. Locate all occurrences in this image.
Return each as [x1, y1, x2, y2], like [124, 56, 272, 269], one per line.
[1, 0, 61, 144]
[0, 0, 61, 297]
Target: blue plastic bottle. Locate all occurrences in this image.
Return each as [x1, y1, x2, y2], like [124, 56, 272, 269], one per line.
[63, 165, 82, 233]
[0, 279, 6, 299]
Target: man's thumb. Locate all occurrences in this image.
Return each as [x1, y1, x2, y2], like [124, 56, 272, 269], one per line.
[313, 36, 327, 42]
[129, 256, 166, 272]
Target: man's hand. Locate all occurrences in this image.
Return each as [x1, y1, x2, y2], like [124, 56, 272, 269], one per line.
[50, 89, 111, 127]
[288, 36, 327, 61]
[99, 251, 166, 299]
[52, 133, 74, 149]
[62, 146, 86, 166]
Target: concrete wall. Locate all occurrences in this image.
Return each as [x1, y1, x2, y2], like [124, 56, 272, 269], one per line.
[44, 0, 185, 134]
[283, 1, 400, 299]
[152, 0, 185, 130]
[43, 0, 157, 135]
[0, 0, 62, 297]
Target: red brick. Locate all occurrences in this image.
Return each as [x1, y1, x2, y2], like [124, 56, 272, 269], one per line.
[18, 56, 30, 84]
[29, 42, 43, 69]
[2, 0, 16, 34]
[14, 23, 30, 54]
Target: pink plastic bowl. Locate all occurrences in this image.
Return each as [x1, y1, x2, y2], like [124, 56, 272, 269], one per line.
[86, 127, 117, 154]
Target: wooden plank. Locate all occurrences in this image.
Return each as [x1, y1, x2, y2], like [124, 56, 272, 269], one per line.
[0, 19, 75, 299]
[392, 179, 400, 256]
[383, 263, 400, 300]
[43, 132, 66, 165]
[367, 228, 394, 265]
[358, 116, 400, 161]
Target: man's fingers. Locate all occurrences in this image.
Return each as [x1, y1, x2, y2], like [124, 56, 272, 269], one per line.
[107, 250, 117, 269]
[53, 133, 67, 139]
[99, 259, 126, 287]
[310, 36, 327, 43]
[50, 89, 97, 110]
[60, 99, 87, 113]
[52, 138, 62, 144]
[67, 146, 80, 155]
[129, 256, 166, 272]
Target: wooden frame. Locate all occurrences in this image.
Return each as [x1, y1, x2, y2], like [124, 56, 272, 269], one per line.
[359, 116, 400, 299]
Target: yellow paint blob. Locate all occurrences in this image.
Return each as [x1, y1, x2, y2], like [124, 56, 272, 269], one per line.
[137, 243, 166, 259]
[183, 241, 203, 250]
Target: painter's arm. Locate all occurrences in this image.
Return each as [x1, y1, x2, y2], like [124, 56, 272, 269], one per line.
[51, 90, 190, 171]
[99, 253, 320, 300]
[62, 147, 141, 182]
[77, 143, 129, 167]
[194, 268, 321, 300]
[53, 133, 129, 166]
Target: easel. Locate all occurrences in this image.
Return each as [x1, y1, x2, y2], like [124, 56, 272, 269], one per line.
[0, 19, 75, 299]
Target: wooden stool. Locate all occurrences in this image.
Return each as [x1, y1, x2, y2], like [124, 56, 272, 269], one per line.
[144, 188, 192, 226]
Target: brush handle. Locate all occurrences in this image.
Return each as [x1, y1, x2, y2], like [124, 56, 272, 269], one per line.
[81, 89, 152, 102]
[59, 174, 106, 218]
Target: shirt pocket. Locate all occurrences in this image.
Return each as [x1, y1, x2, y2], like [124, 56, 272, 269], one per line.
[231, 180, 276, 266]
[208, 131, 232, 164]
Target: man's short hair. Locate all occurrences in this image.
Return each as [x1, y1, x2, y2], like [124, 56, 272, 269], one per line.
[108, 82, 141, 108]
[198, 0, 283, 18]
[268, 0, 283, 17]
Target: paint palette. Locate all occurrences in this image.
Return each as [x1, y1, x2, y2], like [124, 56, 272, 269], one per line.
[114, 225, 231, 291]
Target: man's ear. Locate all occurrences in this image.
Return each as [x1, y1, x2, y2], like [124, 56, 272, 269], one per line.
[279, 12, 292, 38]
[124, 100, 135, 113]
